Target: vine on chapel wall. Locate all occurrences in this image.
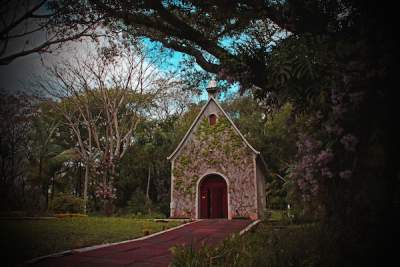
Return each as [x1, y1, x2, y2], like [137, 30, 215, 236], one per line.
[173, 115, 254, 217]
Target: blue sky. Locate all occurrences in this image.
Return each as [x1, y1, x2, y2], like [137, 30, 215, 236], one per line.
[141, 38, 186, 71]
[141, 37, 240, 100]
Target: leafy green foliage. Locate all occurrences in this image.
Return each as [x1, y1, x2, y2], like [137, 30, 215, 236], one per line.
[263, 103, 298, 177]
[222, 97, 300, 211]
[171, 222, 337, 267]
[50, 193, 85, 213]
[115, 116, 182, 216]
[0, 93, 33, 211]
[266, 180, 287, 210]
[125, 189, 152, 214]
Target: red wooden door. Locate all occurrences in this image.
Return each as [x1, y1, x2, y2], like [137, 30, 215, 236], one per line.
[199, 175, 227, 218]
[200, 188, 210, 218]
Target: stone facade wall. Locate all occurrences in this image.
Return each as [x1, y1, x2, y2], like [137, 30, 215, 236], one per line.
[256, 160, 267, 219]
[170, 107, 258, 219]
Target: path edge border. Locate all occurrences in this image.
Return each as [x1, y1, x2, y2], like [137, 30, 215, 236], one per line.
[25, 219, 201, 265]
[239, 219, 260, 236]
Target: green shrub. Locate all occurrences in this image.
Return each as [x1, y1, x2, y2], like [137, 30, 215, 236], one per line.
[170, 242, 214, 267]
[50, 193, 84, 213]
[264, 210, 272, 220]
[54, 213, 88, 218]
[158, 200, 170, 217]
[170, 222, 338, 267]
[268, 195, 288, 210]
[125, 189, 151, 214]
[119, 189, 169, 219]
[122, 211, 167, 219]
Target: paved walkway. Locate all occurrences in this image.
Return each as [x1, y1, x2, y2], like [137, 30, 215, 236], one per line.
[30, 219, 252, 267]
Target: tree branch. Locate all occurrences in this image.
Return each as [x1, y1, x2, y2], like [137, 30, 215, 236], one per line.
[92, 0, 232, 74]
[0, 25, 99, 65]
[156, 37, 220, 73]
[0, 0, 48, 37]
[148, 0, 233, 62]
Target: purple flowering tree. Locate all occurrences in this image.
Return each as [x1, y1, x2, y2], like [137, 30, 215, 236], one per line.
[95, 182, 117, 216]
[289, 86, 362, 220]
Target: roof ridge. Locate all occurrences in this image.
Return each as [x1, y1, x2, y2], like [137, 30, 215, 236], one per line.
[167, 97, 259, 160]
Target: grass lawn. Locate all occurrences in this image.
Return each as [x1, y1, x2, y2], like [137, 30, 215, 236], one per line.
[269, 209, 286, 221]
[0, 217, 182, 266]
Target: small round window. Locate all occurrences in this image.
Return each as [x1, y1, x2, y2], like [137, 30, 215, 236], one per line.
[209, 114, 217, 125]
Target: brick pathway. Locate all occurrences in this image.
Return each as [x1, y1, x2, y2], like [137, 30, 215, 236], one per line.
[30, 219, 252, 267]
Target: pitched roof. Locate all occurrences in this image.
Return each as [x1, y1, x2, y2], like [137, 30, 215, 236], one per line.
[167, 97, 260, 160]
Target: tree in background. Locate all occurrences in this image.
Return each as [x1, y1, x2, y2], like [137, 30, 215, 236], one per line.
[115, 98, 200, 216]
[28, 100, 83, 210]
[222, 95, 300, 211]
[0, 92, 82, 213]
[36, 44, 188, 214]
[0, 93, 34, 211]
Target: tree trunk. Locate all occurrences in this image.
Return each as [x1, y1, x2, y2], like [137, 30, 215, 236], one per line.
[77, 161, 82, 196]
[146, 165, 151, 214]
[83, 162, 89, 214]
[51, 174, 55, 202]
[146, 165, 151, 200]
[38, 156, 48, 211]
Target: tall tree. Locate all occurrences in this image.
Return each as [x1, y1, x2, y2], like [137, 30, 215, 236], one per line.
[37, 45, 179, 212]
[28, 101, 59, 209]
[0, 92, 33, 210]
[28, 101, 82, 210]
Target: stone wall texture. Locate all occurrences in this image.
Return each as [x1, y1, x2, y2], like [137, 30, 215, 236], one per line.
[170, 101, 259, 219]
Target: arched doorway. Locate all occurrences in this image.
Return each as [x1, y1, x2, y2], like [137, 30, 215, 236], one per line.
[199, 174, 228, 218]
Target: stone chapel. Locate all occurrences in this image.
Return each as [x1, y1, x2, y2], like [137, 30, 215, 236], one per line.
[168, 81, 267, 220]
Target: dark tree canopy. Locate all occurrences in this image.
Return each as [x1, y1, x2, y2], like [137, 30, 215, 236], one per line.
[54, 0, 392, 93]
